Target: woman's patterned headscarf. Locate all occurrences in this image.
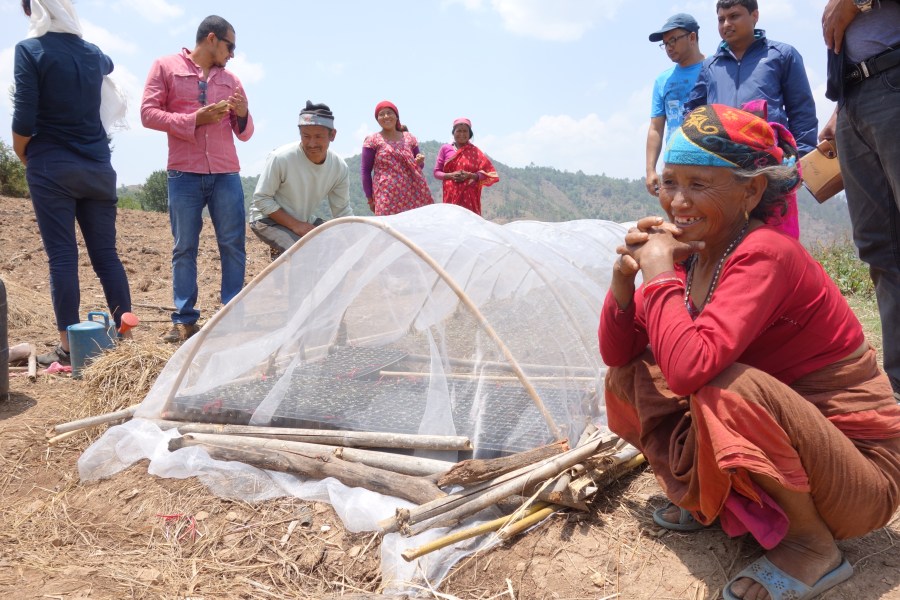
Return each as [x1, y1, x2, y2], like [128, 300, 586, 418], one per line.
[664, 104, 797, 170]
[663, 103, 802, 239]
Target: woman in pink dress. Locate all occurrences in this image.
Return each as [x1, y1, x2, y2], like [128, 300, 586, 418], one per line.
[361, 100, 433, 216]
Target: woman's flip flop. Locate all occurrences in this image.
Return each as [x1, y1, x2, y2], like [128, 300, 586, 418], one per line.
[722, 555, 853, 600]
[651, 503, 707, 532]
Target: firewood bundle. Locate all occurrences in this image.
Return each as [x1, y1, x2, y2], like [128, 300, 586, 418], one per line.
[52, 408, 645, 561]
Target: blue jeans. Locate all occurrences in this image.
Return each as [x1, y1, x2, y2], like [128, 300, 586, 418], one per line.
[26, 145, 132, 331]
[837, 68, 900, 393]
[166, 171, 246, 324]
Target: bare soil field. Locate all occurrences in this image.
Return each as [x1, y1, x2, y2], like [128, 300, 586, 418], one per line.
[1, 195, 898, 599]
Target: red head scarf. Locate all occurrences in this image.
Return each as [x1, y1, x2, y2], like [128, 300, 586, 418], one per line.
[374, 100, 401, 131]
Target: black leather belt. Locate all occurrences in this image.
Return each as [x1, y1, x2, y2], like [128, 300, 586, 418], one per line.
[845, 46, 900, 85]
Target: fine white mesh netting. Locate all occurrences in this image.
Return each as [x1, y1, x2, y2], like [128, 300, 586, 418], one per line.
[137, 203, 623, 456]
[79, 204, 629, 590]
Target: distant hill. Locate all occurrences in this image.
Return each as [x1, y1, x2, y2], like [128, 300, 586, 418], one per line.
[242, 139, 853, 247]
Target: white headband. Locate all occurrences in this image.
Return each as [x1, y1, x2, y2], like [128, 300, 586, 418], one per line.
[298, 112, 335, 129]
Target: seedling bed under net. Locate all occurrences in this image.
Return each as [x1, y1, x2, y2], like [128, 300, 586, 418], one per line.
[164, 346, 589, 456]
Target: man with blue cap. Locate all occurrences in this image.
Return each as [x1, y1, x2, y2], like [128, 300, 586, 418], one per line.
[645, 14, 705, 197]
[249, 100, 353, 259]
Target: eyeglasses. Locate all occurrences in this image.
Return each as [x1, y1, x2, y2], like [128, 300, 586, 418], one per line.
[659, 32, 691, 49]
[198, 80, 207, 105]
[217, 36, 235, 54]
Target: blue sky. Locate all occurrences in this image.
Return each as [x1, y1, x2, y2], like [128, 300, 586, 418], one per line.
[1, 0, 834, 187]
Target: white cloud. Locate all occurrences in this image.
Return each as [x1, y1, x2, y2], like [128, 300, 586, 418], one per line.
[490, 86, 650, 176]
[442, 0, 485, 9]
[0, 47, 14, 114]
[228, 54, 265, 85]
[490, 0, 627, 41]
[447, 0, 627, 41]
[755, 0, 797, 20]
[81, 20, 138, 55]
[119, 0, 184, 24]
[484, 90, 650, 180]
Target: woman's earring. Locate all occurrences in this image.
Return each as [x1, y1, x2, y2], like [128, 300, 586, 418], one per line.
[744, 210, 749, 222]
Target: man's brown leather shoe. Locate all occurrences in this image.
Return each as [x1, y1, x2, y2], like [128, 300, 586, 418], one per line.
[161, 323, 199, 343]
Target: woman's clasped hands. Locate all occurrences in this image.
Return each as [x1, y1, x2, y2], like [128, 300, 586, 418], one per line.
[617, 217, 703, 274]
[611, 216, 703, 309]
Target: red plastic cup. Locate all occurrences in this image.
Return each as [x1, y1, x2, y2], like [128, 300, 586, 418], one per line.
[118, 312, 140, 334]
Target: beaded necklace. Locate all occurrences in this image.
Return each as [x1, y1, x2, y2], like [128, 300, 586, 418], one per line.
[684, 222, 750, 317]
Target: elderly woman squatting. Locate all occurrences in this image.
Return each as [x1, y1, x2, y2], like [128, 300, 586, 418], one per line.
[599, 105, 900, 600]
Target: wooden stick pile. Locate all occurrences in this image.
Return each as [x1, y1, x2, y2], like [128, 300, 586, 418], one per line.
[52, 408, 645, 561]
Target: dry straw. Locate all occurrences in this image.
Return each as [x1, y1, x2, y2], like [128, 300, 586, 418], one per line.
[65, 339, 174, 439]
[3, 278, 48, 328]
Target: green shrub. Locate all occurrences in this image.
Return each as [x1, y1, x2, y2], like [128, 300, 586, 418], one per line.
[0, 139, 29, 198]
[811, 238, 874, 298]
[137, 169, 168, 212]
[117, 195, 141, 210]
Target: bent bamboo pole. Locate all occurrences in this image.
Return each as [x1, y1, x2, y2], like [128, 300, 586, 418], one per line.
[152, 421, 471, 451]
[52, 404, 140, 435]
[171, 432, 452, 477]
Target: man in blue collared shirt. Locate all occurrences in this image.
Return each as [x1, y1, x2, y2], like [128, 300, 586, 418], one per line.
[684, 0, 818, 156]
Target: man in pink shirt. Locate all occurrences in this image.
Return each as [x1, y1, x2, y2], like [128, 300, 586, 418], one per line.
[141, 15, 253, 343]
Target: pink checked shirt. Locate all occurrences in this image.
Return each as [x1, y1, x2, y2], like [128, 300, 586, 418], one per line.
[141, 48, 254, 173]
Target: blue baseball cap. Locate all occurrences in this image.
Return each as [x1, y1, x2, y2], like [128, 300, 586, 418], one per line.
[649, 13, 699, 42]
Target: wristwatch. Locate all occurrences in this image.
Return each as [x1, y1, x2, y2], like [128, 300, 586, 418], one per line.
[853, 0, 874, 12]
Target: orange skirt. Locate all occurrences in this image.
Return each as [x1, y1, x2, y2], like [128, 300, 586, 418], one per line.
[605, 348, 900, 540]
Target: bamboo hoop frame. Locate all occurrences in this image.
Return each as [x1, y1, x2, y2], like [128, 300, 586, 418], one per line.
[379, 370, 597, 383]
[403, 354, 599, 376]
[161, 216, 562, 440]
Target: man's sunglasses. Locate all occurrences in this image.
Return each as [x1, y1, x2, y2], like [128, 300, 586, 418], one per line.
[198, 80, 207, 105]
[217, 35, 235, 54]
